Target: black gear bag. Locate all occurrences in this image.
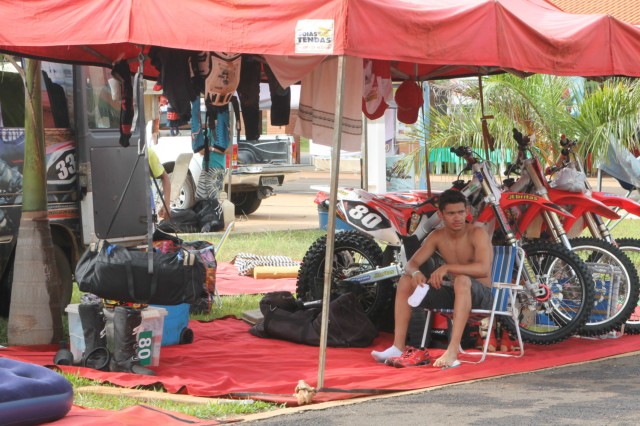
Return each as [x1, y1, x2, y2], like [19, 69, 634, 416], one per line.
[250, 292, 378, 348]
[75, 240, 206, 305]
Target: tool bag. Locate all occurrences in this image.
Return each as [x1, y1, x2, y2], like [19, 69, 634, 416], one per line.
[249, 292, 378, 348]
[76, 240, 206, 305]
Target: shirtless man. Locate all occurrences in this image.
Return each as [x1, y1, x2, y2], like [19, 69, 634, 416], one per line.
[372, 189, 493, 368]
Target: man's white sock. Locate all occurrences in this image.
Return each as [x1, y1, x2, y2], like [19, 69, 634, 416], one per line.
[371, 345, 403, 363]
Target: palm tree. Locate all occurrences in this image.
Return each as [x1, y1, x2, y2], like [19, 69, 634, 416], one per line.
[403, 74, 640, 177]
[573, 79, 640, 161]
[7, 58, 63, 345]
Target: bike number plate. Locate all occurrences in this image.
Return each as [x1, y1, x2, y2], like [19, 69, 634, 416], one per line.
[344, 200, 390, 230]
[260, 176, 280, 186]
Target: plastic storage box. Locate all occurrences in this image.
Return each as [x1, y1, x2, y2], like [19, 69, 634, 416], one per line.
[317, 208, 354, 231]
[151, 303, 193, 346]
[65, 304, 167, 366]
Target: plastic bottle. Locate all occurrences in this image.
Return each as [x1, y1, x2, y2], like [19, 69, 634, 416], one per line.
[219, 192, 235, 230]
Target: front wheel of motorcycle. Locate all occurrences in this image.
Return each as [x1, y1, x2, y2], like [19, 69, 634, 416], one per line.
[616, 238, 640, 334]
[296, 230, 395, 330]
[500, 241, 595, 345]
[569, 237, 640, 336]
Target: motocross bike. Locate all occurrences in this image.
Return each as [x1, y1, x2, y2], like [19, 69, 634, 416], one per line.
[298, 148, 596, 344]
[502, 129, 639, 336]
[547, 135, 640, 334]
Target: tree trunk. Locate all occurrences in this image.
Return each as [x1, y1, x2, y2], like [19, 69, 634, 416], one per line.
[7, 58, 62, 345]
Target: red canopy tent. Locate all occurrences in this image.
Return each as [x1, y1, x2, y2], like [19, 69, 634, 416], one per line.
[2, 0, 640, 391]
[1, 0, 640, 79]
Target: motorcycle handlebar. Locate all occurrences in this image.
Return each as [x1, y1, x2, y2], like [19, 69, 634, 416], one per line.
[512, 128, 530, 150]
[450, 146, 477, 170]
[504, 162, 519, 176]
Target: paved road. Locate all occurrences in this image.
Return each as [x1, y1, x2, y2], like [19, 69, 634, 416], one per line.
[244, 351, 640, 425]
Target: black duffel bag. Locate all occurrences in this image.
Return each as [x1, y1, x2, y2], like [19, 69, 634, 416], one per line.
[75, 240, 206, 305]
[250, 292, 378, 348]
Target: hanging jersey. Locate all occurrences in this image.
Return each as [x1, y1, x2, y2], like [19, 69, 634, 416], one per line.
[195, 52, 242, 106]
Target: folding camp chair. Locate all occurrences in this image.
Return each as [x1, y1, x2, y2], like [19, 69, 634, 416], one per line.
[420, 245, 526, 364]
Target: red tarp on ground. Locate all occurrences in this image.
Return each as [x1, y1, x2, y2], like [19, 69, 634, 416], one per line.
[216, 262, 296, 295]
[2, 0, 640, 78]
[2, 318, 640, 405]
[54, 405, 219, 425]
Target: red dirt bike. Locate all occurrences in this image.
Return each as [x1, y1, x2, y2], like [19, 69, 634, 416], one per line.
[501, 129, 640, 336]
[548, 135, 640, 334]
[298, 147, 596, 344]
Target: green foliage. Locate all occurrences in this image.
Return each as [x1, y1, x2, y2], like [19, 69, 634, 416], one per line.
[400, 75, 640, 175]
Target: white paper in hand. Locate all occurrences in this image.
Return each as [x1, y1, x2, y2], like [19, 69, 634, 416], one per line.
[408, 284, 430, 307]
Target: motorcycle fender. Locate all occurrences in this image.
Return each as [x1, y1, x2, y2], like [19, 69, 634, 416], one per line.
[591, 191, 640, 216]
[476, 192, 574, 223]
[548, 189, 620, 220]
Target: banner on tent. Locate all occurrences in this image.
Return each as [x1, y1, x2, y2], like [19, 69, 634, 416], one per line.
[295, 19, 334, 54]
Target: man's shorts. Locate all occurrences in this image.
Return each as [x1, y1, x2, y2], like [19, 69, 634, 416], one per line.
[419, 277, 493, 311]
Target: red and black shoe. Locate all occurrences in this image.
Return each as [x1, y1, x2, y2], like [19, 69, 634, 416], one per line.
[499, 331, 520, 352]
[386, 346, 431, 368]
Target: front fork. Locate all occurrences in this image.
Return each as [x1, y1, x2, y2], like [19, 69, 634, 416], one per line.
[481, 178, 550, 305]
[525, 163, 573, 248]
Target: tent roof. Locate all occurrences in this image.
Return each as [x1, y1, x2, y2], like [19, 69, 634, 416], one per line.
[1, 0, 640, 79]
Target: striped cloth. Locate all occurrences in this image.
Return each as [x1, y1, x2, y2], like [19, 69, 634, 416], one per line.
[232, 253, 300, 276]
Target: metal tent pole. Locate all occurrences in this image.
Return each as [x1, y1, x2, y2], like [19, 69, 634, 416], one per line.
[362, 115, 368, 190]
[317, 55, 346, 389]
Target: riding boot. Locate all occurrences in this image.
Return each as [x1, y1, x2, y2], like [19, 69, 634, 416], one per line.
[78, 303, 111, 371]
[109, 306, 155, 375]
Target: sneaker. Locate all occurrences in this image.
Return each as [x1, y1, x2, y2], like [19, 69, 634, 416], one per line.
[499, 331, 520, 352]
[476, 329, 497, 352]
[386, 346, 430, 368]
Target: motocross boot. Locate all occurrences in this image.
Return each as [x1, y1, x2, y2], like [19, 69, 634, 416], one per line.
[78, 302, 111, 371]
[109, 306, 155, 375]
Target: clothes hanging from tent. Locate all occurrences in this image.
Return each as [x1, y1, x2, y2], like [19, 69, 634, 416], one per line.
[110, 60, 134, 147]
[148, 47, 195, 122]
[237, 55, 262, 141]
[236, 56, 292, 141]
[293, 56, 363, 152]
[192, 51, 242, 107]
[263, 55, 326, 89]
[264, 62, 291, 126]
[362, 59, 393, 120]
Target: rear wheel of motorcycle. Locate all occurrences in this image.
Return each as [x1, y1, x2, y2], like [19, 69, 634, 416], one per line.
[569, 237, 640, 336]
[500, 241, 595, 345]
[616, 238, 640, 334]
[296, 230, 395, 329]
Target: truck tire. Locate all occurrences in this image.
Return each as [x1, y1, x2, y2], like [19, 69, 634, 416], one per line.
[167, 171, 196, 210]
[232, 191, 262, 215]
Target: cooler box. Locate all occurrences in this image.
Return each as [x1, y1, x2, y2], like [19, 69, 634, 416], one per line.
[65, 304, 167, 366]
[151, 303, 193, 346]
[317, 207, 354, 232]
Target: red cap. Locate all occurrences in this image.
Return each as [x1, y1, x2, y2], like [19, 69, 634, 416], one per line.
[395, 80, 423, 124]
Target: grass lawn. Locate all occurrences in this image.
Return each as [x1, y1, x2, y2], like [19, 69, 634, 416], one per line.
[1, 222, 640, 419]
